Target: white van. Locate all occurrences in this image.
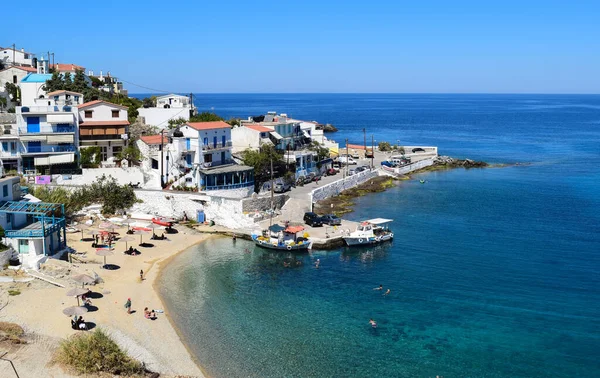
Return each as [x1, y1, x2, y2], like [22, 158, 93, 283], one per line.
[339, 156, 357, 165]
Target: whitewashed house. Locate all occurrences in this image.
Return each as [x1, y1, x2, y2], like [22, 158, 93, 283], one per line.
[0, 46, 35, 67]
[78, 100, 129, 162]
[0, 176, 68, 269]
[16, 89, 81, 172]
[137, 93, 197, 129]
[0, 65, 37, 107]
[230, 124, 274, 153]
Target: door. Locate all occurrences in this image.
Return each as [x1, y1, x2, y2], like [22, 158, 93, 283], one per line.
[221, 151, 226, 162]
[213, 136, 217, 148]
[221, 135, 226, 147]
[26, 117, 40, 133]
[186, 138, 190, 150]
[186, 154, 192, 167]
[28, 141, 41, 153]
[203, 137, 208, 146]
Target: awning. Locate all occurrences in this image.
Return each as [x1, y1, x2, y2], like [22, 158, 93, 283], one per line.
[302, 130, 311, 138]
[47, 134, 74, 143]
[270, 131, 283, 140]
[284, 225, 305, 234]
[34, 156, 49, 165]
[48, 154, 74, 164]
[21, 135, 47, 142]
[47, 114, 74, 124]
[260, 138, 273, 146]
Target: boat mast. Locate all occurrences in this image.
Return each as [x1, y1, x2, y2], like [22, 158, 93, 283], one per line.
[270, 158, 274, 228]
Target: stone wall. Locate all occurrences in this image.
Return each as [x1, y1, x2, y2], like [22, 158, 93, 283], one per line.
[310, 169, 379, 203]
[0, 247, 16, 268]
[242, 193, 289, 213]
[53, 167, 147, 187]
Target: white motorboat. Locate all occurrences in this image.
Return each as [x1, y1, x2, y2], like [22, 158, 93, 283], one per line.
[342, 218, 393, 246]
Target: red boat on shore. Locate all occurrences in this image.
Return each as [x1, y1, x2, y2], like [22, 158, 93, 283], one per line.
[152, 217, 173, 227]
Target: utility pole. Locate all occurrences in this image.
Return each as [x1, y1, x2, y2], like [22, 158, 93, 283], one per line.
[363, 128, 367, 160]
[12, 44, 15, 65]
[345, 138, 349, 178]
[160, 129, 165, 188]
[371, 135, 374, 169]
[189, 93, 194, 118]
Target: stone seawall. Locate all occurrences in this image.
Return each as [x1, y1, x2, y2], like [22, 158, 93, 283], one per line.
[242, 194, 289, 213]
[381, 158, 435, 175]
[310, 169, 380, 203]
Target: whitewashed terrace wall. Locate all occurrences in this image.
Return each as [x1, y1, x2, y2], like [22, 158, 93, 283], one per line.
[53, 167, 146, 186]
[310, 169, 380, 203]
[381, 158, 434, 175]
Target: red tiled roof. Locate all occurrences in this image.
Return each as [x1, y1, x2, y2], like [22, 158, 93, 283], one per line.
[46, 90, 84, 96]
[51, 63, 85, 72]
[79, 120, 130, 126]
[246, 125, 273, 132]
[186, 121, 231, 131]
[347, 144, 373, 150]
[0, 65, 37, 73]
[139, 134, 168, 145]
[78, 100, 128, 110]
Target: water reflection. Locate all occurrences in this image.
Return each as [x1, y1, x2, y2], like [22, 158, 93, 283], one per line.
[340, 243, 391, 263]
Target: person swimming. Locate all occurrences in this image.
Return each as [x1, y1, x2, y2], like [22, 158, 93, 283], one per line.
[315, 259, 320, 268]
[384, 289, 391, 296]
[369, 319, 377, 328]
[374, 284, 383, 291]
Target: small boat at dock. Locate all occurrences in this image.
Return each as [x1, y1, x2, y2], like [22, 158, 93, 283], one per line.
[252, 224, 312, 251]
[152, 217, 174, 227]
[342, 218, 393, 246]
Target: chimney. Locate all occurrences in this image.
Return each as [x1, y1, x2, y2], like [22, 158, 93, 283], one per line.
[21, 48, 24, 53]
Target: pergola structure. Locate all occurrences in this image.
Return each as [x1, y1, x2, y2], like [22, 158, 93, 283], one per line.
[0, 200, 67, 256]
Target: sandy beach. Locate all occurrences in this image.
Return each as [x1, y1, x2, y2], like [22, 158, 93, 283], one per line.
[0, 223, 209, 377]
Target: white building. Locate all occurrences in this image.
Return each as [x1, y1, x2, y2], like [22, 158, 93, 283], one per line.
[230, 124, 274, 153]
[78, 100, 129, 162]
[0, 46, 35, 67]
[16, 89, 81, 172]
[0, 176, 69, 269]
[19, 56, 52, 106]
[88, 70, 127, 96]
[0, 65, 37, 103]
[137, 93, 197, 129]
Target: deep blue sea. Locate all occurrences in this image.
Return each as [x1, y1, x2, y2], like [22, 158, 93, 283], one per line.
[156, 94, 600, 377]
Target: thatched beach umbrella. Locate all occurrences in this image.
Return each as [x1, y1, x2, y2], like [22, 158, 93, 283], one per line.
[77, 223, 90, 241]
[122, 219, 136, 232]
[62, 306, 88, 317]
[119, 235, 135, 251]
[133, 229, 148, 245]
[72, 273, 95, 288]
[66, 287, 90, 306]
[99, 222, 113, 229]
[96, 249, 114, 268]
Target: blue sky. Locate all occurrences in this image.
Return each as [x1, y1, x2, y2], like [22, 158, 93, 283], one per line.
[4, 0, 599, 93]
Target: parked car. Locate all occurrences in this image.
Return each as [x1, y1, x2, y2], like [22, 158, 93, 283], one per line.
[339, 156, 357, 165]
[326, 168, 338, 176]
[355, 166, 368, 173]
[412, 147, 426, 153]
[351, 152, 360, 159]
[348, 169, 357, 176]
[365, 150, 374, 158]
[274, 180, 291, 193]
[304, 212, 324, 227]
[320, 214, 342, 226]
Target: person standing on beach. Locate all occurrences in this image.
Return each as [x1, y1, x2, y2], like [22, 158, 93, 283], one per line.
[140, 270, 144, 281]
[125, 298, 132, 314]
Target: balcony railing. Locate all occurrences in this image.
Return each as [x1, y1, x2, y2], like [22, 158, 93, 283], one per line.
[19, 125, 76, 134]
[80, 134, 124, 141]
[5, 219, 65, 238]
[0, 151, 20, 158]
[24, 145, 75, 153]
[201, 141, 232, 151]
[204, 181, 254, 191]
[19, 105, 75, 113]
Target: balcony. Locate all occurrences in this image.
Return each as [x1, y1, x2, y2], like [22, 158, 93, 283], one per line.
[80, 134, 125, 141]
[0, 128, 18, 138]
[22, 145, 75, 154]
[19, 125, 76, 135]
[5, 219, 65, 238]
[0, 151, 20, 158]
[19, 105, 76, 114]
[201, 141, 233, 151]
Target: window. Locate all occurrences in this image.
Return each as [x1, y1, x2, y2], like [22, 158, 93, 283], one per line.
[74, 95, 79, 103]
[54, 96, 59, 101]
[1, 142, 7, 151]
[111, 110, 119, 118]
[12, 75, 17, 84]
[204, 154, 212, 163]
[19, 240, 29, 254]
[10, 142, 16, 151]
[112, 146, 122, 155]
[3, 185, 8, 197]
[85, 110, 93, 118]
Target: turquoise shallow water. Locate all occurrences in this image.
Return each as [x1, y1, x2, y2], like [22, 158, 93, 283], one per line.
[157, 94, 600, 377]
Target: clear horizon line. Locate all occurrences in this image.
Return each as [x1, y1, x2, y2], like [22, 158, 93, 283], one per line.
[128, 92, 600, 96]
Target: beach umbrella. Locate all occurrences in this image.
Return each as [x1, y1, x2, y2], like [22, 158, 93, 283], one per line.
[66, 287, 90, 306]
[72, 273, 95, 288]
[133, 229, 148, 244]
[77, 223, 90, 240]
[62, 306, 88, 317]
[96, 249, 114, 268]
[99, 222, 114, 229]
[119, 235, 135, 250]
[122, 218, 136, 231]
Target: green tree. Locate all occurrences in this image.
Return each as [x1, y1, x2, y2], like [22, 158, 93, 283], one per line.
[242, 144, 285, 192]
[63, 72, 73, 90]
[115, 143, 142, 165]
[0, 96, 6, 112]
[308, 141, 330, 162]
[0, 224, 5, 238]
[142, 96, 156, 108]
[167, 117, 187, 129]
[72, 69, 87, 93]
[4, 83, 20, 105]
[89, 76, 103, 88]
[44, 71, 63, 93]
[80, 146, 102, 168]
[190, 112, 224, 122]
[378, 141, 392, 152]
[226, 118, 241, 127]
